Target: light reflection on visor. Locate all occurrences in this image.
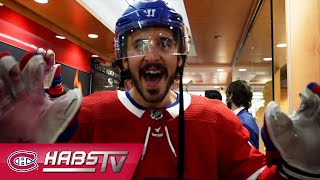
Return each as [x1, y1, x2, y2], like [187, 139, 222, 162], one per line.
[129, 36, 177, 54]
[121, 32, 187, 60]
[114, 25, 190, 61]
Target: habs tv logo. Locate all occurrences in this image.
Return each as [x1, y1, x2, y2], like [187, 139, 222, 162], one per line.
[42, 151, 128, 173]
[7, 150, 38, 172]
[1, 144, 142, 179]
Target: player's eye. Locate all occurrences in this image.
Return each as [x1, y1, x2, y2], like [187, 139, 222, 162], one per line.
[132, 39, 149, 52]
[159, 37, 176, 51]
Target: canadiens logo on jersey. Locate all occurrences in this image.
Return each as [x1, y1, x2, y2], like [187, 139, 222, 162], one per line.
[7, 150, 38, 172]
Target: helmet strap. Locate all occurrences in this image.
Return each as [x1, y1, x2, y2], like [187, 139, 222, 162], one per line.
[177, 55, 186, 180]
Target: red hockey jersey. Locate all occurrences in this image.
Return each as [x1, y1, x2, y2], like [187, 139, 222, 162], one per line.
[71, 90, 279, 179]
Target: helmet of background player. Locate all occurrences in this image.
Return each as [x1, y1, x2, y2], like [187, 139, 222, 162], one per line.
[114, 0, 190, 62]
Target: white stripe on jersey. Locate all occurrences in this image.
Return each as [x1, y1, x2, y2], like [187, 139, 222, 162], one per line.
[118, 90, 145, 118]
[247, 166, 266, 180]
[166, 92, 191, 118]
[117, 90, 192, 118]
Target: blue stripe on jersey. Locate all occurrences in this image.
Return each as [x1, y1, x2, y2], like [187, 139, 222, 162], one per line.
[125, 90, 180, 109]
[125, 90, 146, 110]
[165, 93, 179, 108]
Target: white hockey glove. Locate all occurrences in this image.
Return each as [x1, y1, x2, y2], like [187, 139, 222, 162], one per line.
[264, 82, 320, 179]
[0, 51, 82, 143]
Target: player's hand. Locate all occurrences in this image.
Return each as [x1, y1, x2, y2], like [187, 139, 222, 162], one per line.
[0, 51, 82, 143]
[262, 82, 320, 179]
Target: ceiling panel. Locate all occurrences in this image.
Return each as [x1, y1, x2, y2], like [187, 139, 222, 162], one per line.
[234, 0, 273, 88]
[0, 0, 274, 92]
[3, 0, 114, 60]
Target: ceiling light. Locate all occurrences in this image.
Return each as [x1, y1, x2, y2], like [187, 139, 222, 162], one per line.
[34, 0, 48, 4]
[263, 57, 272, 61]
[217, 69, 224, 72]
[276, 43, 287, 48]
[88, 34, 98, 38]
[92, 55, 99, 57]
[214, 35, 222, 39]
[239, 68, 247, 72]
[55, 35, 65, 39]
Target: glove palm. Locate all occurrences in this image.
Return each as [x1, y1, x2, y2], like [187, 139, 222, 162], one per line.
[0, 51, 82, 143]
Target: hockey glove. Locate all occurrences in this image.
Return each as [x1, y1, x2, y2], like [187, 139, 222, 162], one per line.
[262, 82, 320, 179]
[0, 51, 82, 143]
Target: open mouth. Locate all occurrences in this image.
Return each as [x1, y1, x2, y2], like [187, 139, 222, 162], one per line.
[142, 69, 165, 87]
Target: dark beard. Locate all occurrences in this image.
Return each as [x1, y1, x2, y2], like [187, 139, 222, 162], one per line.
[129, 63, 177, 104]
[145, 73, 176, 103]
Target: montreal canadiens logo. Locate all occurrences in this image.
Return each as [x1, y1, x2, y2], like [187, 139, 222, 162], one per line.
[7, 150, 38, 172]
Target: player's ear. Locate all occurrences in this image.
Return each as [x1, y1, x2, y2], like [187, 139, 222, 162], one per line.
[177, 56, 183, 67]
[122, 59, 129, 70]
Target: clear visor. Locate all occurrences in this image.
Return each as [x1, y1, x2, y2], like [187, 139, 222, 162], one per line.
[116, 26, 189, 60]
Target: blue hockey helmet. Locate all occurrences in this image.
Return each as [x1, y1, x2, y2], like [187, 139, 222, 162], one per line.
[114, 0, 190, 61]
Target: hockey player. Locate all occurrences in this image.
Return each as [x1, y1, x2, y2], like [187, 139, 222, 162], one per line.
[0, 0, 319, 179]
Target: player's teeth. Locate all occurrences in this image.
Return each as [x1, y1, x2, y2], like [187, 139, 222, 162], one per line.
[146, 70, 160, 74]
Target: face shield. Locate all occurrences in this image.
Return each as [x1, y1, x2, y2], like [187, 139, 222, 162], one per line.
[114, 20, 190, 61]
[126, 28, 181, 58]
